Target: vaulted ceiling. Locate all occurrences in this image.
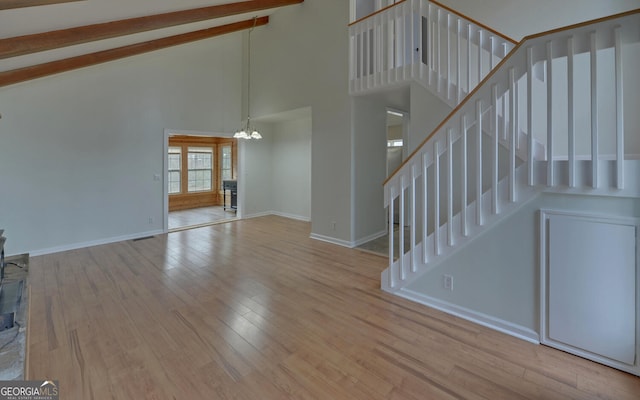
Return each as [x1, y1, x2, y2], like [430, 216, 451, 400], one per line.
[0, 0, 304, 86]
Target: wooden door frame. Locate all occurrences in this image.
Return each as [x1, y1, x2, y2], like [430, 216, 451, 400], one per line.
[163, 128, 243, 232]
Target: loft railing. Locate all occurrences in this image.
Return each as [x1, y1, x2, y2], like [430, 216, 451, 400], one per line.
[382, 9, 640, 291]
[348, 0, 517, 107]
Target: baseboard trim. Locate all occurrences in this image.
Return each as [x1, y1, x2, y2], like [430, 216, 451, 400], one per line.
[270, 211, 311, 222]
[28, 212, 311, 256]
[309, 233, 355, 248]
[399, 288, 540, 345]
[243, 211, 274, 219]
[244, 211, 310, 222]
[353, 229, 387, 247]
[28, 229, 165, 257]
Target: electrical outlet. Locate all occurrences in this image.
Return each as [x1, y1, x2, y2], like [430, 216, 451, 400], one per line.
[148, 217, 154, 224]
[443, 274, 453, 291]
[331, 221, 337, 231]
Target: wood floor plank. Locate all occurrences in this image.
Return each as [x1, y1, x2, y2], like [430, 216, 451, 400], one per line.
[25, 216, 640, 399]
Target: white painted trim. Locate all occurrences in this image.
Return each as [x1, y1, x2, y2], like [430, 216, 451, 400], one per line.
[539, 209, 640, 376]
[163, 129, 170, 232]
[270, 211, 311, 222]
[551, 153, 640, 161]
[243, 211, 310, 223]
[243, 211, 274, 220]
[349, 0, 356, 23]
[539, 209, 640, 226]
[309, 233, 355, 248]
[353, 229, 387, 247]
[399, 288, 541, 344]
[27, 211, 309, 257]
[26, 229, 165, 257]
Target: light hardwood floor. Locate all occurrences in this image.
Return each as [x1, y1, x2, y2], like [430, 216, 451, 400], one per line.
[168, 205, 236, 231]
[27, 216, 639, 399]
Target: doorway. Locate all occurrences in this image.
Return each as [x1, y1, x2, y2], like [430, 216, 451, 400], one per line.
[164, 130, 239, 231]
[356, 108, 408, 256]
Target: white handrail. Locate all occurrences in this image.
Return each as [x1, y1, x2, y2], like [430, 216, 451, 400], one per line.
[382, 10, 640, 291]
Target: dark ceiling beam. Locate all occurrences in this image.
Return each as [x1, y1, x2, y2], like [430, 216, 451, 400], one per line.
[0, 16, 268, 88]
[0, 0, 303, 59]
[0, 0, 83, 11]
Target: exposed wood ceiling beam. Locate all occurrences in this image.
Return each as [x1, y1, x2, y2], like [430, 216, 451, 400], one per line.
[0, 16, 268, 88]
[0, 0, 83, 10]
[0, 0, 303, 59]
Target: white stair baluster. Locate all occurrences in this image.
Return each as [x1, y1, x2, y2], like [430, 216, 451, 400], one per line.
[428, 3, 434, 85]
[375, 13, 382, 87]
[590, 31, 599, 188]
[456, 18, 462, 103]
[490, 36, 496, 70]
[461, 115, 468, 236]
[476, 100, 483, 226]
[388, 186, 395, 288]
[398, 5, 405, 82]
[614, 26, 624, 190]
[447, 128, 454, 246]
[349, 27, 354, 93]
[502, 85, 508, 141]
[527, 46, 534, 186]
[437, 8, 442, 93]
[515, 66, 520, 151]
[446, 13, 451, 100]
[492, 84, 499, 214]
[399, 175, 406, 281]
[509, 67, 517, 203]
[434, 140, 441, 255]
[568, 35, 576, 188]
[358, 27, 364, 92]
[386, 7, 393, 86]
[546, 41, 554, 186]
[466, 24, 472, 95]
[422, 152, 429, 264]
[410, 165, 417, 272]
[410, 0, 416, 80]
[477, 29, 483, 89]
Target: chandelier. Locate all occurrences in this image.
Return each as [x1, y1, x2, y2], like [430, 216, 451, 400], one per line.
[234, 18, 262, 140]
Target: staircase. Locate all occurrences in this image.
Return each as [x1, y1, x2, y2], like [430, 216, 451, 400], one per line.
[350, 5, 640, 295]
[349, 0, 516, 107]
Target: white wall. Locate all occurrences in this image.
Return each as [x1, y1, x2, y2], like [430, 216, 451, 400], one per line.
[249, 0, 353, 243]
[408, 82, 452, 153]
[240, 123, 274, 219]
[352, 95, 388, 242]
[0, 35, 242, 255]
[271, 116, 312, 221]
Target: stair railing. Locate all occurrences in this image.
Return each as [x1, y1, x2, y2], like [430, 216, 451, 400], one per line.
[382, 9, 640, 291]
[348, 0, 517, 107]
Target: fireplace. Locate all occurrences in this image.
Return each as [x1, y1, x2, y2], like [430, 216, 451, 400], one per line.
[0, 230, 16, 332]
[0, 229, 5, 282]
